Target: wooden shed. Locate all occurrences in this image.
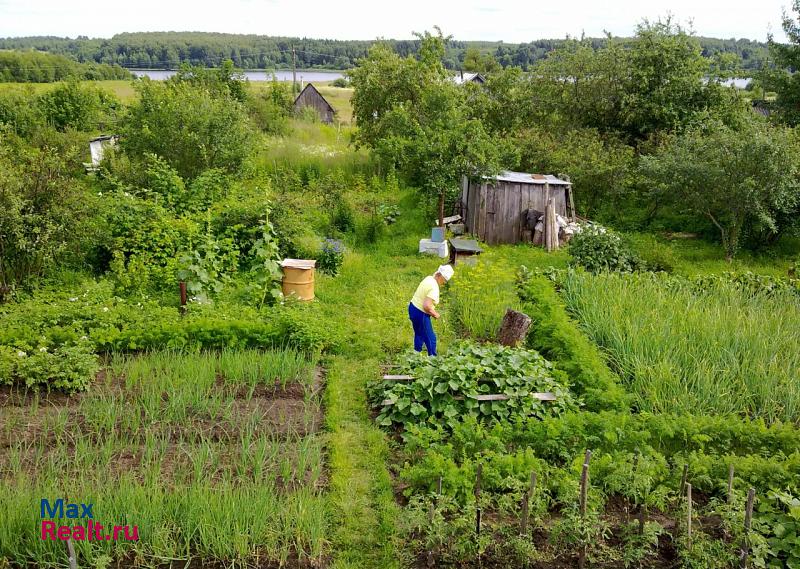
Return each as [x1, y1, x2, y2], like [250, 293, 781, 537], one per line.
[460, 171, 575, 245]
[293, 83, 335, 124]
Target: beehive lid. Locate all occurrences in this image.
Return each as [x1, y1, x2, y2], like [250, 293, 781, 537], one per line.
[449, 238, 483, 253]
[281, 259, 317, 269]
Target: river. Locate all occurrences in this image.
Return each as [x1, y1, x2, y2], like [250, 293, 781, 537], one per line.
[130, 69, 345, 82]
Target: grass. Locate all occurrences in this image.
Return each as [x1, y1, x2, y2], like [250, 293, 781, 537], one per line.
[561, 271, 800, 422]
[0, 347, 327, 566]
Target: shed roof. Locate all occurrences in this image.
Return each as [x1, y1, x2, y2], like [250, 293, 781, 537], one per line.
[293, 83, 335, 113]
[485, 171, 570, 186]
[453, 72, 486, 85]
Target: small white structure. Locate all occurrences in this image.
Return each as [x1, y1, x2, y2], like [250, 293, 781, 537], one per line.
[419, 239, 449, 258]
[452, 72, 486, 85]
[86, 135, 118, 171]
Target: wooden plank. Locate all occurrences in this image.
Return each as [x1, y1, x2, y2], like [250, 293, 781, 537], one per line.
[511, 183, 522, 243]
[477, 183, 487, 242]
[382, 374, 413, 381]
[380, 392, 557, 406]
[431, 215, 462, 226]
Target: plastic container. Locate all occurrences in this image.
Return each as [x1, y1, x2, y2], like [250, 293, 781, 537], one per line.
[280, 259, 316, 301]
[431, 226, 445, 242]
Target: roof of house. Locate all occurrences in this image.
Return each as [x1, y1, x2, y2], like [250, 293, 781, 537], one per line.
[293, 83, 335, 113]
[484, 171, 571, 186]
[453, 72, 486, 85]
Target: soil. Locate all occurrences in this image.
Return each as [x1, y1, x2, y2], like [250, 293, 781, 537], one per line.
[0, 366, 327, 491]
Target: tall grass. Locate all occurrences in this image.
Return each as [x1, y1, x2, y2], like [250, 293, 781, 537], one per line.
[561, 271, 800, 422]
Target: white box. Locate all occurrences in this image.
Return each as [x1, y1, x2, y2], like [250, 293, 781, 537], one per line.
[419, 238, 449, 258]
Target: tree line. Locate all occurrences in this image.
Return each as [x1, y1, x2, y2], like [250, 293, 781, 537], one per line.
[0, 50, 132, 82]
[0, 31, 769, 72]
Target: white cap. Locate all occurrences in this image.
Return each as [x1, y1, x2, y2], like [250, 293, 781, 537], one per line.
[437, 264, 454, 281]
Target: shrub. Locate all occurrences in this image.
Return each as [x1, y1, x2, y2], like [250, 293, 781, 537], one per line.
[331, 78, 349, 88]
[569, 228, 644, 273]
[332, 201, 356, 233]
[121, 80, 253, 179]
[316, 238, 344, 276]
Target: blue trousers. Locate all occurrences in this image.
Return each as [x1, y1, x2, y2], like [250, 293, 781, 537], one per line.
[408, 302, 437, 356]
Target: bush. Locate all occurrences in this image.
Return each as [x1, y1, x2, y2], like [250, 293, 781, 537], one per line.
[121, 80, 253, 179]
[316, 238, 344, 276]
[331, 78, 349, 88]
[1, 343, 99, 392]
[569, 228, 644, 273]
[625, 233, 677, 272]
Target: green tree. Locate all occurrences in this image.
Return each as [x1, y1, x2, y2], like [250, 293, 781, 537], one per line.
[463, 47, 500, 74]
[517, 127, 635, 217]
[36, 79, 107, 132]
[121, 79, 253, 179]
[350, 29, 503, 224]
[763, 0, 800, 125]
[640, 118, 800, 260]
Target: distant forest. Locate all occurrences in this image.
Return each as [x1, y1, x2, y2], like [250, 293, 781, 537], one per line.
[0, 31, 770, 72]
[0, 50, 132, 82]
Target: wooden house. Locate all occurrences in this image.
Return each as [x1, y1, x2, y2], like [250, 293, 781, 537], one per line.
[460, 171, 575, 245]
[293, 83, 335, 124]
[453, 72, 486, 85]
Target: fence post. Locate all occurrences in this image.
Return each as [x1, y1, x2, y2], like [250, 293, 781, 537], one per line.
[686, 483, 693, 551]
[679, 463, 689, 498]
[740, 488, 755, 569]
[475, 463, 482, 536]
[727, 464, 735, 504]
[578, 450, 592, 569]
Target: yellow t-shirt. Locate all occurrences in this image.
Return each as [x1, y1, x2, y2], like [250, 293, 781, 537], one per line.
[411, 275, 440, 311]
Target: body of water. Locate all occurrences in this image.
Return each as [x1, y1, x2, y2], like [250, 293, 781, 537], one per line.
[130, 69, 344, 82]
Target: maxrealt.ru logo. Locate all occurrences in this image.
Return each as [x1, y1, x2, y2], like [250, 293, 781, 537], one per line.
[40, 499, 138, 542]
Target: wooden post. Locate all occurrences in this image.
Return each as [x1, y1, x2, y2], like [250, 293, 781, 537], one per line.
[291, 45, 297, 93]
[497, 309, 532, 347]
[66, 538, 77, 569]
[475, 463, 483, 537]
[179, 281, 187, 314]
[740, 488, 755, 568]
[727, 464, 735, 504]
[521, 471, 537, 536]
[578, 450, 592, 569]
[679, 464, 689, 499]
[686, 483, 693, 550]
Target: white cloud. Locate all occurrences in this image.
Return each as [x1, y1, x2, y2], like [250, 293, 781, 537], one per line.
[0, 0, 788, 42]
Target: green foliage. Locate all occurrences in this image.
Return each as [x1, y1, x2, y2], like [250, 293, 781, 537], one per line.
[0, 136, 96, 288]
[640, 118, 800, 260]
[316, 239, 344, 276]
[246, 79, 292, 134]
[559, 270, 800, 422]
[350, 30, 504, 220]
[246, 217, 283, 308]
[752, 490, 800, 568]
[373, 341, 576, 430]
[330, 77, 349, 88]
[36, 79, 119, 131]
[121, 79, 253, 179]
[568, 228, 645, 273]
[516, 127, 634, 217]
[171, 60, 248, 102]
[0, 49, 131, 82]
[178, 229, 239, 304]
[0, 342, 98, 392]
[462, 47, 500, 74]
[515, 271, 629, 411]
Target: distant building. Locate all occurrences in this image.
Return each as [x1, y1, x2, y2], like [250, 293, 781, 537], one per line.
[453, 71, 486, 85]
[293, 84, 336, 124]
[85, 135, 118, 172]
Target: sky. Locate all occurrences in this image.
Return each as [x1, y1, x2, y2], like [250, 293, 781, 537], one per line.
[0, 0, 790, 42]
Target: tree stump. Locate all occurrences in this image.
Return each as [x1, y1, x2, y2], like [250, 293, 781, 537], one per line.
[497, 309, 532, 347]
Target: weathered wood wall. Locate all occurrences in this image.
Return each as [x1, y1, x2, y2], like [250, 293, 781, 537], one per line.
[293, 85, 335, 124]
[463, 180, 569, 245]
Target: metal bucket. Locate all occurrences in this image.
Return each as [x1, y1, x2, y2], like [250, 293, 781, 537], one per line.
[280, 259, 316, 301]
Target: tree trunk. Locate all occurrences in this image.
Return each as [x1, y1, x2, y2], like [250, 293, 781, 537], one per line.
[497, 309, 532, 347]
[438, 191, 445, 228]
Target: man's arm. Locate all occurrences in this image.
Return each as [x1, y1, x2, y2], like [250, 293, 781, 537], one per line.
[423, 297, 440, 319]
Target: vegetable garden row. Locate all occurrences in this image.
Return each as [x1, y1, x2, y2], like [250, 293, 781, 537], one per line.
[372, 261, 800, 568]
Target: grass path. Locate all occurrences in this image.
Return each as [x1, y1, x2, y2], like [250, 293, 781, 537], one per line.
[313, 222, 457, 567]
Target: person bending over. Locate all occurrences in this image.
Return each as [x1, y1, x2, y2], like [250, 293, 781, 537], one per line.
[408, 264, 454, 356]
